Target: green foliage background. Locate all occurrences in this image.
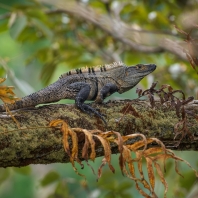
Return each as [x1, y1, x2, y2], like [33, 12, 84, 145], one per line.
[0, 0, 198, 197]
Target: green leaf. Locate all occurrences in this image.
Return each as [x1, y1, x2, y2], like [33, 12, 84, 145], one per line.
[97, 170, 117, 190]
[0, 20, 8, 33]
[178, 170, 196, 191]
[120, 192, 133, 198]
[13, 166, 31, 175]
[32, 18, 53, 39]
[9, 14, 27, 39]
[117, 181, 133, 192]
[40, 171, 60, 187]
[47, 181, 69, 198]
[26, 9, 48, 21]
[54, 181, 69, 197]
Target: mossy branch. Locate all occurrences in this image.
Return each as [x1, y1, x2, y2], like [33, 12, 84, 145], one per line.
[0, 99, 198, 168]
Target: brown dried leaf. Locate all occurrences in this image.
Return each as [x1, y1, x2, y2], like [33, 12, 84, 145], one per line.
[0, 78, 6, 84]
[82, 136, 89, 161]
[127, 140, 148, 152]
[136, 151, 151, 192]
[122, 145, 132, 163]
[94, 134, 115, 173]
[148, 138, 166, 152]
[122, 146, 142, 181]
[50, 119, 71, 156]
[123, 134, 147, 152]
[121, 146, 153, 197]
[135, 182, 153, 198]
[146, 157, 155, 191]
[182, 96, 194, 105]
[136, 151, 143, 177]
[175, 99, 182, 117]
[157, 92, 165, 104]
[148, 93, 155, 108]
[85, 160, 96, 176]
[0, 78, 20, 104]
[136, 88, 142, 97]
[62, 124, 71, 157]
[112, 131, 123, 153]
[97, 158, 107, 180]
[143, 147, 163, 157]
[82, 129, 96, 161]
[121, 146, 133, 177]
[181, 106, 186, 119]
[171, 90, 185, 100]
[68, 128, 80, 164]
[147, 138, 167, 171]
[150, 81, 158, 90]
[163, 92, 169, 102]
[151, 153, 178, 163]
[4, 104, 21, 128]
[100, 131, 121, 143]
[50, 120, 84, 177]
[166, 149, 198, 178]
[128, 160, 136, 178]
[153, 162, 168, 197]
[119, 153, 125, 176]
[160, 84, 173, 92]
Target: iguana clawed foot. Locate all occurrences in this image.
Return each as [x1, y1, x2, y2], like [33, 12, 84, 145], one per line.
[77, 103, 107, 125]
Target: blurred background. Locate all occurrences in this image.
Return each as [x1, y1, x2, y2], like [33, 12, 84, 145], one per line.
[0, 0, 198, 197]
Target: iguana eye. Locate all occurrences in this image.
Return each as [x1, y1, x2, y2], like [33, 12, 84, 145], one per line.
[136, 64, 142, 69]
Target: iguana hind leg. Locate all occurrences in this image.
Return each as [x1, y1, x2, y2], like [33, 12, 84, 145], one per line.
[69, 82, 106, 124]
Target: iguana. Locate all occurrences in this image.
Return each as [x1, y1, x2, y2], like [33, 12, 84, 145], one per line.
[0, 62, 156, 123]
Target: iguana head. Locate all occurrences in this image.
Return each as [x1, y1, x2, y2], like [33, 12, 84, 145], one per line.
[118, 63, 156, 93]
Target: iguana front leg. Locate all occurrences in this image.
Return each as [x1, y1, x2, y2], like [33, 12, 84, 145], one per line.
[69, 82, 106, 123]
[95, 83, 118, 104]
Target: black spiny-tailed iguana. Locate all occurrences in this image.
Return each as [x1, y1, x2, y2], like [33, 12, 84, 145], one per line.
[0, 62, 156, 123]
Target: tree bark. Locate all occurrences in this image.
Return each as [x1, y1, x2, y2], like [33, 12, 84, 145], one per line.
[0, 99, 197, 168]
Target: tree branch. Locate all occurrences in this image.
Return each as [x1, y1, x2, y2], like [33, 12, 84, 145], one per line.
[0, 1, 189, 60]
[40, 0, 187, 60]
[0, 99, 198, 168]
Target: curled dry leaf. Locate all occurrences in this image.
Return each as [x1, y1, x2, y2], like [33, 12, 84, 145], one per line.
[136, 87, 142, 97]
[94, 134, 115, 175]
[146, 157, 155, 192]
[81, 129, 96, 161]
[137, 82, 194, 144]
[123, 133, 148, 152]
[0, 77, 20, 104]
[136, 151, 152, 194]
[49, 120, 198, 198]
[154, 162, 168, 197]
[49, 120, 84, 177]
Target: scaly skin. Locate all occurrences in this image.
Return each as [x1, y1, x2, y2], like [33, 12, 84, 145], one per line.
[0, 62, 156, 123]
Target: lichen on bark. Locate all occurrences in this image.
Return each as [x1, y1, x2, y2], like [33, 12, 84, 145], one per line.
[0, 99, 197, 167]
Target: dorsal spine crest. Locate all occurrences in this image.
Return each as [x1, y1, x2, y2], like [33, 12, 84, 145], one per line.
[59, 61, 124, 79]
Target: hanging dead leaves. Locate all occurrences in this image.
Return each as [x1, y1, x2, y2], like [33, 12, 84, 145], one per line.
[0, 77, 21, 128]
[50, 119, 198, 198]
[136, 82, 194, 145]
[0, 77, 20, 104]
